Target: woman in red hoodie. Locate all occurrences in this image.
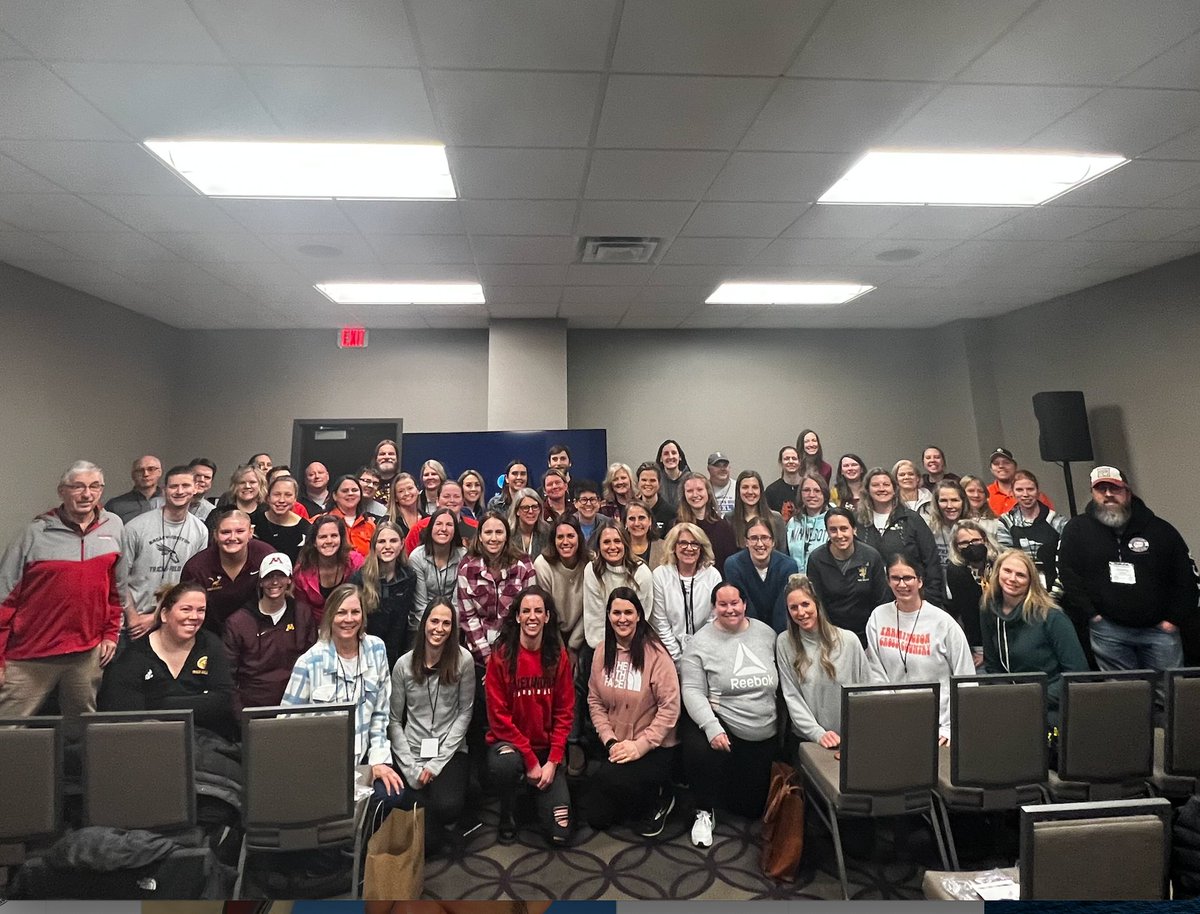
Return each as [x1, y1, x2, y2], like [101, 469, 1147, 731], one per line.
[485, 585, 574, 846]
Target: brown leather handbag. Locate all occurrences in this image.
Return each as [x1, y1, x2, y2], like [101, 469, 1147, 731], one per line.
[760, 760, 806, 880]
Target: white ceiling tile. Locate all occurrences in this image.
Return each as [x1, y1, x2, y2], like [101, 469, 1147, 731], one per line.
[280, 260, 479, 284]
[200, 261, 309, 293]
[563, 311, 624, 328]
[1162, 182, 1200, 209]
[575, 200, 695, 237]
[1076, 208, 1200, 241]
[957, 0, 1200, 85]
[634, 284, 712, 303]
[364, 235, 474, 264]
[153, 231, 282, 263]
[612, 0, 822, 75]
[429, 71, 600, 147]
[790, 0, 1035, 80]
[877, 207, 1024, 240]
[564, 266, 653, 287]
[741, 79, 935, 152]
[82, 194, 242, 233]
[481, 286, 564, 304]
[1058, 160, 1200, 207]
[683, 305, 754, 328]
[741, 305, 846, 329]
[259, 233, 379, 264]
[584, 150, 727, 200]
[462, 200, 577, 236]
[557, 299, 629, 318]
[338, 201, 465, 235]
[1146, 126, 1200, 160]
[561, 285, 643, 303]
[37, 230, 179, 261]
[408, 0, 615, 70]
[596, 75, 774, 149]
[887, 85, 1099, 147]
[780, 204, 908, 238]
[1120, 31, 1200, 90]
[477, 264, 567, 285]
[52, 62, 277, 138]
[619, 305, 697, 328]
[0, 30, 30, 58]
[449, 148, 588, 199]
[190, 0, 418, 66]
[0, 141, 191, 194]
[242, 66, 438, 141]
[647, 264, 727, 286]
[680, 202, 807, 236]
[0, 232, 74, 261]
[0, 1, 225, 63]
[6, 258, 132, 288]
[216, 200, 359, 234]
[1031, 88, 1200, 157]
[707, 152, 852, 202]
[0, 193, 133, 232]
[416, 305, 489, 329]
[840, 237, 962, 266]
[980, 206, 1130, 240]
[752, 237, 866, 265]
[108, 259, 223, 288]
[0, 151, 65, 191]
[658, 236, 772, 264]
[1167, 220, 1200, 242]
[486, 302, 562, 319]
[471, 236, 576, 264]
[0, 62, 128, 140]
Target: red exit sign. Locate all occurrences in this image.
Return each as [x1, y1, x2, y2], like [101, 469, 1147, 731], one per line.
[338, 326, 368, 349]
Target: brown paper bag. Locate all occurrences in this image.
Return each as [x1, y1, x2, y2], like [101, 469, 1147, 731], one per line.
[363, 805, 424, 899]
[760, 760, 805, 880]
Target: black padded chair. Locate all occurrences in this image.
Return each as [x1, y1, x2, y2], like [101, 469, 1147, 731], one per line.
[798, 681, 950, 899]
[0, 716, 62, 891]
[933, 672, 1049, 869]
[235, 702, 358, 899]
[1152, 666, 1200, 797]
[923, 796, 1172, 900]
[1048, 669, 1156, 801]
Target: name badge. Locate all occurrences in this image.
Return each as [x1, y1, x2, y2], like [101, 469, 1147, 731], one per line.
[420, 737, 439, 758]
[1109, 561, 1136, 584]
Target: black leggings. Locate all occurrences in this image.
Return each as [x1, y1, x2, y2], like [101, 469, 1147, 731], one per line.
[488, 743, 572, 842]
[682, 720, 776, 819]
[583, 745, 675, 830]
[370, 753, 470, 851]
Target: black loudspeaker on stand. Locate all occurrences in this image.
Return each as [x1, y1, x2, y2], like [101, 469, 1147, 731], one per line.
[1032, 390, 1094, 517]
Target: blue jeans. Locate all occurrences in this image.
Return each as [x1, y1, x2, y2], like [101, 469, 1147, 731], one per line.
[1089, 616, 1184, 672]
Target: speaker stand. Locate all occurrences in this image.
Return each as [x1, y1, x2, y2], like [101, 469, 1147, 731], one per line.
[1059, 461, 1079, 517]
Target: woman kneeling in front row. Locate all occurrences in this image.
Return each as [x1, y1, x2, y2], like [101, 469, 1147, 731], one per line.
[585, 587, 680, 838]
[486, 585, 575, 846]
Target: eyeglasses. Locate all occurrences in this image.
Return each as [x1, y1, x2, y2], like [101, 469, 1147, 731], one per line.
[888, 575, 919, 585]
[957, 538, 985, 548]
[64, 482, 105, 494]
[517, 503, 541, 513]
[576, 496, 599, 505]
[747, 535, 773, 544]
[676, 540, 702, 550]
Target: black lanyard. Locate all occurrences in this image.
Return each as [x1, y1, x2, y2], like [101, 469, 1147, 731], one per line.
[681, 575, 695, 635]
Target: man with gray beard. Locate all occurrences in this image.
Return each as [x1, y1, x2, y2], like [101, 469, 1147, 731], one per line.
[1056, 466, 1198, 678]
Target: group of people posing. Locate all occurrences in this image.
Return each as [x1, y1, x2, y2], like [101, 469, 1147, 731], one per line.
[0, 429, 1195, 854]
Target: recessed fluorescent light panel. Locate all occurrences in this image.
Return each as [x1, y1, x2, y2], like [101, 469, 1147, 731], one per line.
[143, 141, 456, 199]
[315, 282, 485, 305]
[706, 282, 874, 305]
[818, 150, 1127, 206]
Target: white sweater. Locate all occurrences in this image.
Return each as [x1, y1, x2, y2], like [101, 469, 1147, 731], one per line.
[651, 563, 724, 661]
[582, 562, 655, 649]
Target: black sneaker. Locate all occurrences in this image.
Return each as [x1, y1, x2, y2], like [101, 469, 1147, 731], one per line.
[498, 816, 517, 845]
[633, 789, 676, 838]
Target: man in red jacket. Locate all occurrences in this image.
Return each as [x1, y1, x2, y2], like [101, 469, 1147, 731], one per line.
[0, 460, 124, 716]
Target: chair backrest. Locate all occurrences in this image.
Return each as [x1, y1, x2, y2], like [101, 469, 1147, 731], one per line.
[1165, 667, 1200, 778]
[81, 710, 196, 831]
[1019, 797, 1171, 899]
[950, 673, 1048, 788]
[0, 717, 62, 842]
[242, 703, 355, 836]
[841, 682, 939, 796]
[1058, 670, 1155, 786]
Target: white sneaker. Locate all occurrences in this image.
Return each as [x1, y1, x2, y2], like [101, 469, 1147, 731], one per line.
[691, 809, 714, 847]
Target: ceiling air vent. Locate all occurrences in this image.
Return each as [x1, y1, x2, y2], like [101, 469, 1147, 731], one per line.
[578, 236, 661, 264]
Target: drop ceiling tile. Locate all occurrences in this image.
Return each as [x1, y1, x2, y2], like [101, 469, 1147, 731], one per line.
[486, 302, 562, 319]
[242, 66, 438, 141]
[741, 306, 846, 329]
[563, 311, 624, 328]
[683, 305, 755, 328]
[481, 286, 564, 304]
[52, 62, 278, 138]
[0, 141, 191, 195]
[887, 84, 1099, 147]
[1146, 126, 1200, 160]
[462, 200, 577, 236]
[364, 234, 474, 264]
[296, 262, 479, 283]
[38, 230, 180, 261]
[0, 0, 226, 62]
[557, 299, 628, 318]
[1120, 31, 1200, 90]
[5, 258, 131, 288]
[428, 70, 600, 147]
[658, 236, 772, 264]
[153, 231, 283, 263]
[189, 0, 418, 66]
[449, 148, 589, 199]
[680, 202, 807, 236]
[1031, 88, 1200, 157]
[471, 235, 576, 264]
[1080, 240, 1199, 271]
[619, 305, 697, 328]
[408, 0, 615, 70]
[0, 152, 66, 192]
[584, 150, 728, 200]
[0, 231, 75, 261]
[338, 201, 464, 235]
[0, 193, 133, 232]
[83, 194, 243, 233]
[108, 259, 225, 288]
[477, 264, 567, 285]
[564, 266, 653, 287]
[216, 200, 359, 234]
[612, 0, 822, 75]
[635, 284, 712, 303]
[596, 75, 774, 149]
[841, 237, 961, 266]
[980, 206, 1130, 240]
[1059, 160, 1200, 207]
[0, 31, 30, 58]
[561, 284, 642, 302]
[751, 236, 866, 265]
[779, 204, 908, 238]
[575, 200, 695, 237]
[1075, 208, 1200, 241]
[878, 207, 1024, 240]
[957, 0, 1200, 85]
[647, 264, 727, 286]
[259, 233, 379, 264]
[0, 62, 129, 141]
[200, 261, 310, 294]
[741, 79, 934, 152]
[706, 152, 853, 202]
[789, 0, 1035, 80]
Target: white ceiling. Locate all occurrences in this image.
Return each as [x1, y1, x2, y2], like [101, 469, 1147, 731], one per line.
[2, 0, 1200, 330]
